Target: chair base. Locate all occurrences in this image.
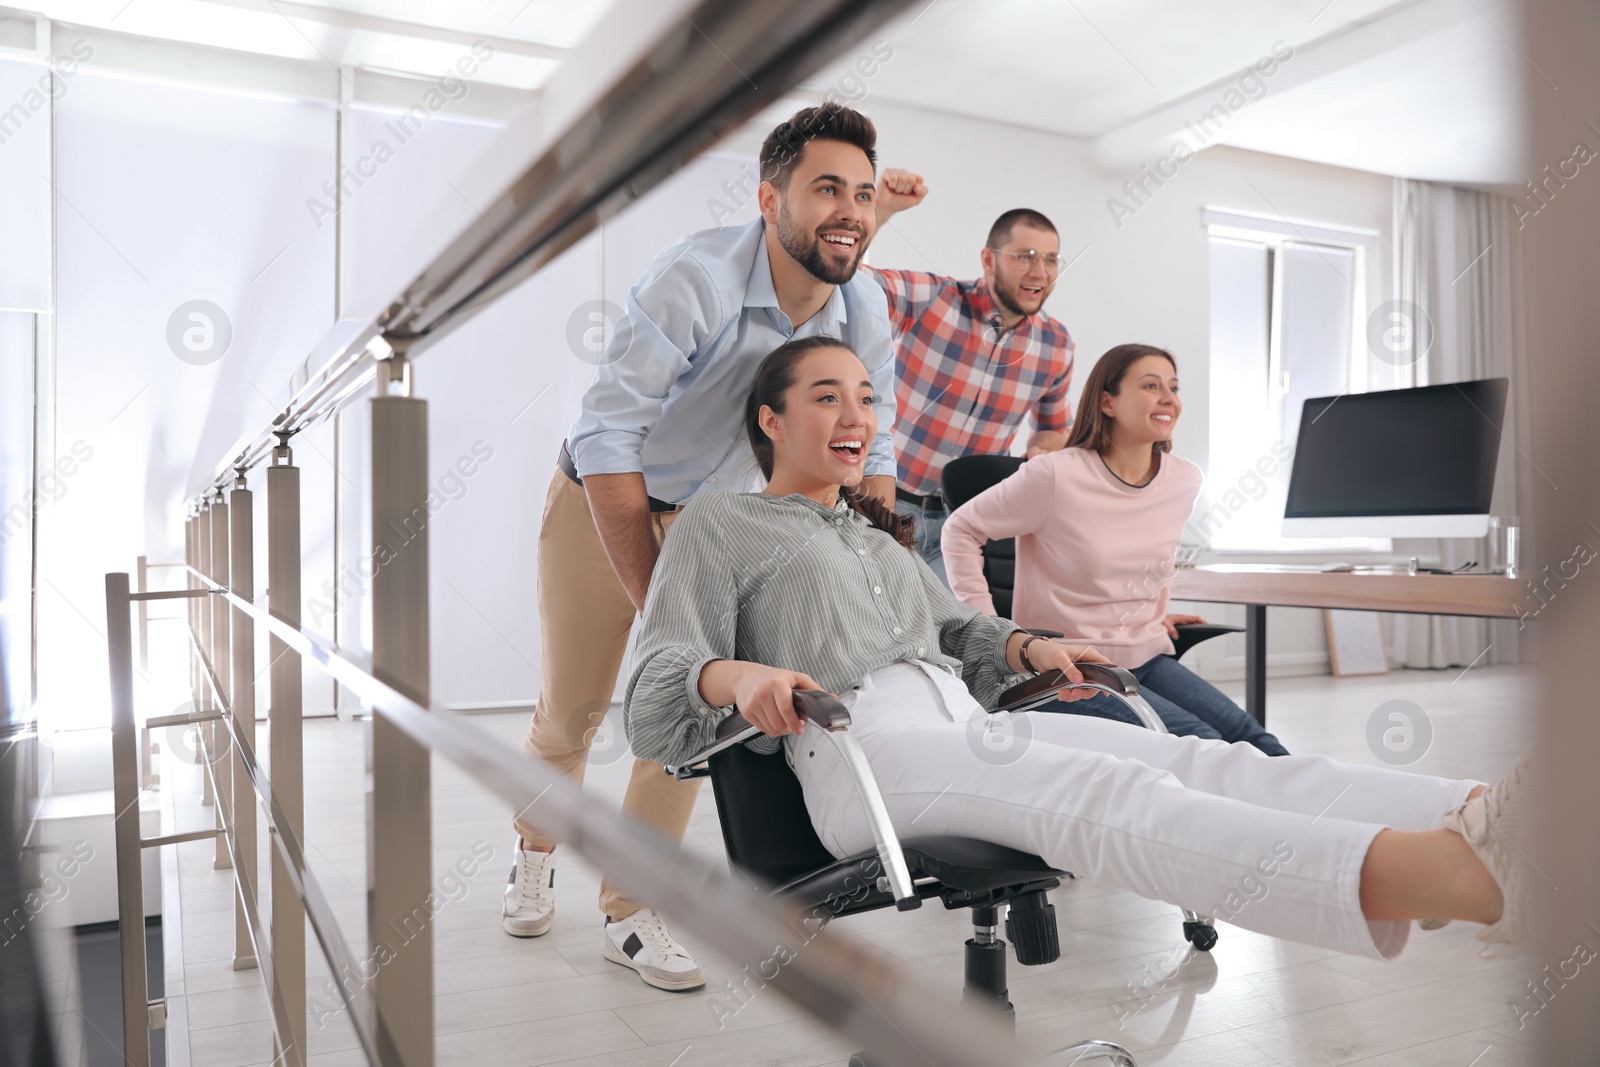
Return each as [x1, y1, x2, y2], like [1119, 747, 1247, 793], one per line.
[1056, 1039, 1139, 1065]
[848, 1039, 1138, 1067]
[962, 934, 1013, 1016]
[1181, 909, 1219, 951]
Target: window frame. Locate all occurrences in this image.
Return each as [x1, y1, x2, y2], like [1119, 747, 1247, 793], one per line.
[1202, 208, 1391, 555]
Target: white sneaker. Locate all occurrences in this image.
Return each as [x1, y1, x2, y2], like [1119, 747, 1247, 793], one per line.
[1442, 755, 1539, 955]
[603, 908, 706, 991]
[502, 843, 555, 938]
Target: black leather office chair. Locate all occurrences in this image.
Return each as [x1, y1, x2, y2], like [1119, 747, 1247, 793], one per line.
[940, 454, 1242, 660]
[667, 662, 1219, 1067]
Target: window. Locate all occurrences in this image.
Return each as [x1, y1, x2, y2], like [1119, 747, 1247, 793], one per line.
[1201, 208, 1384, 553]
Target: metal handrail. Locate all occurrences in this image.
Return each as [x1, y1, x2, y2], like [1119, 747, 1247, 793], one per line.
[185, 621, 383, 1062]
[110, 563, 1035, 1067]
[190, 573, 1035, 1062]
[194, 0, 921, 503]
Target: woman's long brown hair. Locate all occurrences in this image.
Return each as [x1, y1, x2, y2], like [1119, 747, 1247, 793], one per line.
[745, 335, 918, 549]
[1064, 343, 1178, 455]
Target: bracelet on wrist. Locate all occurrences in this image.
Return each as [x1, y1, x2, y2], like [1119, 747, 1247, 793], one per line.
[1018, 635, 1045, 673]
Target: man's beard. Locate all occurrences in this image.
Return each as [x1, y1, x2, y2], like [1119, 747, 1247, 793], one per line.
[777, 200, 866, 286]
[991, 274, 1046, 320]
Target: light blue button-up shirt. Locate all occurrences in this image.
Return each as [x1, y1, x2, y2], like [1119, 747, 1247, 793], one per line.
[568, 219, 897, 505]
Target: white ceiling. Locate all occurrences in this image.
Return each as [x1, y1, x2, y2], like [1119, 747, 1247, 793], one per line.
[1207, 7, 1527, 183]
[11, 0, 609, 89]
[10, 0, 1527, 183]
[819, 0, 1409, 140]
[801, 0, 1527, 184]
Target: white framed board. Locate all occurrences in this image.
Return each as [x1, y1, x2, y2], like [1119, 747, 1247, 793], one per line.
[1324, 609, 1389, 676]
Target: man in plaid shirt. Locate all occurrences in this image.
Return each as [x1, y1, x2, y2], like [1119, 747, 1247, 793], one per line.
[864, 168, 1076, 583]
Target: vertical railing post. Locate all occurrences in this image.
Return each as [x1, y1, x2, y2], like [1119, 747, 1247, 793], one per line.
[198, 503, 215, 811]
[106, 572, 151, 1067]
[137, 554, 153, 790]
[267, 435, 307, 1066]
[229, 473, 259, 970]
[136, 554, 149, 673]
[187, 512, 201, 794]
[185, 518, 193, 698]
[368, 354, 434, 1066]
[187, 512, 199, 706]
[209, 489, 233, 871]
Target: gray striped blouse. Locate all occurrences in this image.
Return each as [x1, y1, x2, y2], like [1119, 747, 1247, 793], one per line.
[623, 491, 1025, 768]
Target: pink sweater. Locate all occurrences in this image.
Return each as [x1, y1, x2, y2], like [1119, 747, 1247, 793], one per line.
[941, 448, 1204, 668]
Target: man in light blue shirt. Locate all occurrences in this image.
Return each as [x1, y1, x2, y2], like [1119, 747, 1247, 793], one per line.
[568, 211, 897, 500]
[503, 104, 898, 992]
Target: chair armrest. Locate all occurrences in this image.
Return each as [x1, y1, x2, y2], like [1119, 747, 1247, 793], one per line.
[792, 689, 852, 730]
[664, 687, 922, 911]
[995, 660, 1168, 733]
[664, 711, 764, 779]
[997, 661, 1137, 711]
[1171, 622, 1243, 662]
[666, 690, 856, 778]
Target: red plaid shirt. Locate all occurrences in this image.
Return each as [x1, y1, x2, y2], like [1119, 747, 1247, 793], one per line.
[867, 268, 1076, 495]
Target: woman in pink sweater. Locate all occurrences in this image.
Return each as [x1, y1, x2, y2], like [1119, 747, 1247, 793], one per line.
[942, 344, 1287, 754]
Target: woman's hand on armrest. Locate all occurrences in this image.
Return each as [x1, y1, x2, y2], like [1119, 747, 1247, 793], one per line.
[1005, 634, 1113, 703]
[1162, 613, 1208, 639]
[697, 660, 823, 739]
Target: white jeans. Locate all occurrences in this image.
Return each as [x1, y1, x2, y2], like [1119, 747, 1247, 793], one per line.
[784, 661, 1480, 961]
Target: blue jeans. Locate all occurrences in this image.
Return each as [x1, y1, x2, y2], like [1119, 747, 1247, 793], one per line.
[1036, 653, 1289, 755]
[895, 497, 948, 588]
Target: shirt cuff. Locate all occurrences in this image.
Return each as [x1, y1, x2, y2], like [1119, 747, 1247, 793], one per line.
[570, 432, 646, 478]
[865, 436, 897, 477]
[688, 657, 780, 756]
[686, 656, 737, 720]
[992, 622, 1024, 677]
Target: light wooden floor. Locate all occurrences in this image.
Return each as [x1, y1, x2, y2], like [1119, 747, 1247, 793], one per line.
[153, 664, 1541, 1066]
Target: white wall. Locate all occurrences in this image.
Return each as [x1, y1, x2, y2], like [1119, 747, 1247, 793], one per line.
[41, 68, 335, 728]
[332, 150, 763, 710]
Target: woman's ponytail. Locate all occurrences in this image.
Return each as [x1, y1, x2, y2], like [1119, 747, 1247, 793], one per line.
[843, 485, 918, 550]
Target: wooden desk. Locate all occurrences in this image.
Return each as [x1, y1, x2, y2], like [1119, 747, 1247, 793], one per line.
[1169, 565, 1523, 726]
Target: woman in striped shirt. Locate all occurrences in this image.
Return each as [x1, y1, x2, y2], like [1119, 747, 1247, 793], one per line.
[622, 335, 1529, 960]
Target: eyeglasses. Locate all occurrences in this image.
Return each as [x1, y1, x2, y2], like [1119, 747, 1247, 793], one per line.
[989, 248, 1065, 273]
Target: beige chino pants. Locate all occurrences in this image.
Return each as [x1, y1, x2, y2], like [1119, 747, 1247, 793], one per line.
[514, 470, 702, 920]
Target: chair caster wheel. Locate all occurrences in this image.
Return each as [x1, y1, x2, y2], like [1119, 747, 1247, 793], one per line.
[1183, 920, 1218, 951]
[847, 1055, 878, 1067]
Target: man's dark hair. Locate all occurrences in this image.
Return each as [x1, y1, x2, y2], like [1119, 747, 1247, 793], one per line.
[986, 208, 1058, 249]
[759, 104, 878, 190]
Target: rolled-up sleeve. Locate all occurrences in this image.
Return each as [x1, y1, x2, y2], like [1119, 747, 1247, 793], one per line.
[865, 266, 942, 328]
[1033, 352, 1075, 435]
[623, 499, 740, 767]
[864, 329, 898, 480]
[847, 278, 899, 480]
[917, 562, 1026, 710]
[569, 246, 722, 477]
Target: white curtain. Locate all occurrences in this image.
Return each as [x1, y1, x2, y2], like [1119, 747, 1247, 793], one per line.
[1392, 178, 1530, 668]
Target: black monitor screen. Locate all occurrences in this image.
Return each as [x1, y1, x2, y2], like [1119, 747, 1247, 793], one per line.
[1284, 378, 1507, 518]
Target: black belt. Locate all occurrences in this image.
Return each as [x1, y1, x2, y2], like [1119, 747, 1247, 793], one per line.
[558, 441, 680, 513]
[895, 486, 945, 513]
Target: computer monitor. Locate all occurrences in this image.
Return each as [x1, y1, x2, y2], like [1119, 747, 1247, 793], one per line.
[1282, 378, 1508, 538]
